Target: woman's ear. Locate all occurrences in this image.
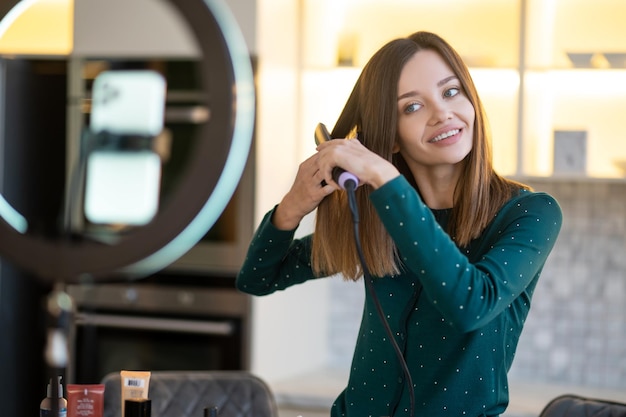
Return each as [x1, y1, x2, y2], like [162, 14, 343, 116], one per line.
[392, 142, 401, 153]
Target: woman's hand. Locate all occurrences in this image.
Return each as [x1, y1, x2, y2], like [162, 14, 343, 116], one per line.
[273, 137, 401, 231]
[272, 152, 337, 230]
[315, 138, 400, 190]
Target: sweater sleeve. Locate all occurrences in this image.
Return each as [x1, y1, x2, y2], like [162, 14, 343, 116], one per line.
[370, 175, 562, 332]
[235, 206, 319, 296]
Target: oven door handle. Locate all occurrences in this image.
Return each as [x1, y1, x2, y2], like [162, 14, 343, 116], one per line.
[75, 313, 235, 336]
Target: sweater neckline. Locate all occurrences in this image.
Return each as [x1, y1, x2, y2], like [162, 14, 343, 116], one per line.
[430, 207, 452, 225]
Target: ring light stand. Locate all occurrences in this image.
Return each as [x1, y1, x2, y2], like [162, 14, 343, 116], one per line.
[0, 2, 254, 416]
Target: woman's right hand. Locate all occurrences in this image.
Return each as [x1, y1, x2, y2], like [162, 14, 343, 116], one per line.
[272, 152, 337, 231]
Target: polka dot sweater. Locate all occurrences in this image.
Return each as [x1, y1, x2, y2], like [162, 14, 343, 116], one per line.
[236, 175, 562, 417]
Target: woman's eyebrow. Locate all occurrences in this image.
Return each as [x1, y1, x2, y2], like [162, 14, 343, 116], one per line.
[397, 75, 459, 101]
[438, 75, 458, 87]
[397, 90, 418, 101]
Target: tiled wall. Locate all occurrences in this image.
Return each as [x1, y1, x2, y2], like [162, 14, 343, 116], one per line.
[509, 179, 626, 388]
[327, 179, 626, 389]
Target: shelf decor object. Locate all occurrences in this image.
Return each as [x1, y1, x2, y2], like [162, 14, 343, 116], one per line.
[604, 52, 626, 69]
[553, 130, 587, 176]
[566, 52, 594, 68]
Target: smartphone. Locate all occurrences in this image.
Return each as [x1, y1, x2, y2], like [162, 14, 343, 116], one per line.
[89, 70, 166, 136]
[84, 70, 166, 226]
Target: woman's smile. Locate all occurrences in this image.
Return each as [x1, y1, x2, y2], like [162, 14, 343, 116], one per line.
[429, 127, 462, 144]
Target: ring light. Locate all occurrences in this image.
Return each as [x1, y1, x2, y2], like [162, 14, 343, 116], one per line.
[0, 0, 255, 283]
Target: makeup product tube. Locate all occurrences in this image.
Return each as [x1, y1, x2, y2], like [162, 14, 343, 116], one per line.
[67, 384, 104, 417]
[125, 399, 151, 417]
[120, 371, 151, 417]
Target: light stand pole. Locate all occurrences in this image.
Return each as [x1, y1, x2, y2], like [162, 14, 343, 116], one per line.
[44, 287, 74, 417]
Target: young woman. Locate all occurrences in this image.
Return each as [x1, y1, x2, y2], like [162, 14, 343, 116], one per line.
[236, 31, 562, 417]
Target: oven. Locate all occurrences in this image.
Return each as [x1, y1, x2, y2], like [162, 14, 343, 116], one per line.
[66, 274, 251, 384]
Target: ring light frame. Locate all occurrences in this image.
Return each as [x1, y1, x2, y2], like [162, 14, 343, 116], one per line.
[0, 0, 255, 283]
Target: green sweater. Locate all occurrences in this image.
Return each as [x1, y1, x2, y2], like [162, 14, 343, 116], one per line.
[236, 175, 562, 417]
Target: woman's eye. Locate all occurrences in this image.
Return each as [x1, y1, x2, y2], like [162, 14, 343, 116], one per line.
[444, 87, 460, 98]
[405, 102, 422, 114]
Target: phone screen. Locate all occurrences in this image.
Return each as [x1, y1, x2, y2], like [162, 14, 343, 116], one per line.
[84, 70, 166, 225]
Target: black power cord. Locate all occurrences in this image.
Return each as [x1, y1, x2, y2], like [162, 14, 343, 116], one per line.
[344, 180, 416, 417]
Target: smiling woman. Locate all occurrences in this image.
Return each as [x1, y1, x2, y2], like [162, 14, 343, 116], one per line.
[236, 30, 562, 417]
[0, 0, 255, 283]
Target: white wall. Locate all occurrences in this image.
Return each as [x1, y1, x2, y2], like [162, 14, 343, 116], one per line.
[247, 0, 333, 384]
[224, 0, 257, 54]
[73, 0, 200, 57]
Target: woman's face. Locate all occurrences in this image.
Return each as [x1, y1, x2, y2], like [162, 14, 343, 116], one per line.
[395, 49, 475, 171]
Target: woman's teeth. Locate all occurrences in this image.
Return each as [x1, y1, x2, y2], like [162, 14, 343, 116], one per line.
[431, 129, 460, 142]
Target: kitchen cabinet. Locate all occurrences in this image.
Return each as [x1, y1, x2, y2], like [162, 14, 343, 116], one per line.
[298, 0, 626, 179]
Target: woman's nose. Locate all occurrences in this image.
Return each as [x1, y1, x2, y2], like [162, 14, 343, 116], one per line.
[428, 101, 452, 125]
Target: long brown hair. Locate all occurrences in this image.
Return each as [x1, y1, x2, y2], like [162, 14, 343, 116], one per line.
[312, 31, 528, 280]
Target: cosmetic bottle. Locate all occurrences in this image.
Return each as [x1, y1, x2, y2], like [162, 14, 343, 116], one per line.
[40, 376, 68, 417]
